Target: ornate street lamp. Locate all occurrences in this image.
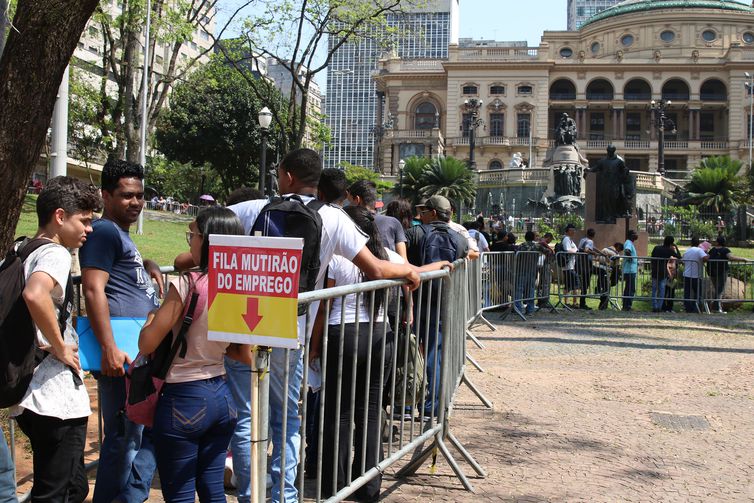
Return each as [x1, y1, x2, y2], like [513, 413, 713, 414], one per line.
[398, 158, 406, 198]
[650, 99, 675, 176]
[258, 106, 273, 195]
[371, 113, 394, 173]
[462, 98, 484, 170]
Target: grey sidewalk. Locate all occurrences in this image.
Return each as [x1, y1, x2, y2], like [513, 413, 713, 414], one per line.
[382, 311, 754, 502]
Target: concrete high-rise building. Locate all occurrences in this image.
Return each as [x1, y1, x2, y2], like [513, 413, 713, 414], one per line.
[567, 0, 621, 31]
[324, 0, 460, 170]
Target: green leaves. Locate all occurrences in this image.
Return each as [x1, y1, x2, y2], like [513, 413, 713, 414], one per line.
[154, 56, 288, 196]
[684, 155, 746, 213]
[392, 156, 477, 206]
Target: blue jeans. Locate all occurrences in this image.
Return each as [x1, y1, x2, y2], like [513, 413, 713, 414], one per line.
[419, 311, 442, 417]
[622, 273, 636, 310]
[0, 423, 16, 503]
[269, 347, 304, 503]
[224, 357, 252, 503]
[514, 275, 536, 314]
[153, 376, 237, 503]
[651, 277, 667, 310]
[93, 374, 156, 503]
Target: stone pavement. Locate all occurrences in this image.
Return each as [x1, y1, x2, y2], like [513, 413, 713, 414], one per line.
[380, 311, 754, 502]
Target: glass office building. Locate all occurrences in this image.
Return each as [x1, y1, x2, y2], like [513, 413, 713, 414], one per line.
[324, 1, 458, 169]
[567, 0, 622, 30]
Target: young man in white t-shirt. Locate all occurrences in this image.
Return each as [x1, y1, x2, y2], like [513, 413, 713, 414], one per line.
[561, 223, 580, 308]
[12, 177, 101, 502]
[229, 149, 419, 503]
[682, 236, 708, 313]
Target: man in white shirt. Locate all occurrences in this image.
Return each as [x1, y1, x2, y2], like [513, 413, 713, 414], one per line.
[682, 236, 708, 313]
[561, 223, 580, 308]
[229, 148, 419, 503]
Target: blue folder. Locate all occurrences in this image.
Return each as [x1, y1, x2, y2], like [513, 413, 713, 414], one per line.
[77, 317, 145, 371]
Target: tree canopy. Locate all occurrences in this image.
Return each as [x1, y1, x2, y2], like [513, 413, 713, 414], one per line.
[155, 56, 287, 195]
[684, 156, 746, 214]
[392, 155, 476, 207]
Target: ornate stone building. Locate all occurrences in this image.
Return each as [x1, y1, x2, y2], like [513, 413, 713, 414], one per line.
[374, 0, 754, 214]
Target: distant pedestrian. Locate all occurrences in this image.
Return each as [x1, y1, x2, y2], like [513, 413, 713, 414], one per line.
[682, 236, 708, 313]
[706, 236, 749, 312]
[650, 236, 681, 312]
[577, 229, 602, 310]
[560, 224, 580, 309]
[622, 230, 639, 311]
[596, 242, 623, 310]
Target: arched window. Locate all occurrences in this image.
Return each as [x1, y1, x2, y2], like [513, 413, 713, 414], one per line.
[489, 160, 503, 170]
[414, 102, 437, 130]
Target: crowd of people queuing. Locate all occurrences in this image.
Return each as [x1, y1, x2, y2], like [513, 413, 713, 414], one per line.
[479, 217, 752, 315]
[1, 149, 483, 503]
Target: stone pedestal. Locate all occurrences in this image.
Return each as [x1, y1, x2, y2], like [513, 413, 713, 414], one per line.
[583, 173, 648, 256]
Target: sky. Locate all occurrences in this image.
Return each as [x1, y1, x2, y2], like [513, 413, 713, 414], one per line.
[458, 0, 566, 45]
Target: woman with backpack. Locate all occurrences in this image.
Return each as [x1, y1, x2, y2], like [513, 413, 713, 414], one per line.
[312, 205, 449, 502]
[138, 207, 251, 502]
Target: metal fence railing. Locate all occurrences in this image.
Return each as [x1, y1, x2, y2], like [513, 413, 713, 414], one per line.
[5, 263, 493, 502]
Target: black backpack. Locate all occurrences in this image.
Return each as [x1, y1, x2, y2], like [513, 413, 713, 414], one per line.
[418, 223, 459, 265]
[554, 242, 567, 268]
[250, 195, 325, 315]
[0, 238, 74, 408]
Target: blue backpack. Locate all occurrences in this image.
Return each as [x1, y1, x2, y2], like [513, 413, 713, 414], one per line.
[250, 195, 325, 315]
[418, 223, 459, 265]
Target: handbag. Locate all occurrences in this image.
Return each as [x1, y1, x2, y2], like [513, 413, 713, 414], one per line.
[125, 290, 199, 427]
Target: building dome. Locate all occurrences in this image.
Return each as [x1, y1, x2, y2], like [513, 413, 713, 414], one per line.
[581, 0, 754, 28]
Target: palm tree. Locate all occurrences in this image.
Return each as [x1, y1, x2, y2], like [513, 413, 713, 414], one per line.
[684, 156, 745, 213]
[392, 156, 431, 204]
[419, 156, 477, 207]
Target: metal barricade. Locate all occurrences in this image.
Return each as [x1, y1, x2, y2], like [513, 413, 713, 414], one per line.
[703, 259, 754, 312]
[244, 259, 486, 503]
[510, 250, 542, 320]
[5, 263, 487, 502]
[480, 251, 515, 315]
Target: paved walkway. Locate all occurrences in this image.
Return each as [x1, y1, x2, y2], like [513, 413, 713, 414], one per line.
[383, 311, 754, 502]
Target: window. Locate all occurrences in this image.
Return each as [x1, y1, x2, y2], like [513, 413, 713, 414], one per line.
[490, 85, 505, 95]
[590, 112, 605, 132]
[489, 160, 503, 170]
[700, 112, 714, 133]
[156, 55, 164, 65]
[702, 30, 717, 42]
[462, 113, 472, 137]
[559, 47, 573, 58]
[591, 42, 600, 54]
[626, 112, 642, 133]
[200, 31, 210, 41]
[462, 85, 478, 95]
[744, 32, 754, 44]
[660, 30, 675, 43]
[88, 27, 98, 37]
[517, 85, 533, 95]
[489, 113, 504, 137]
[626, 158, 641, 171]
[621, 34, 634, 47]
[415, 102, 437, 130]
[516, 113, 530, 138]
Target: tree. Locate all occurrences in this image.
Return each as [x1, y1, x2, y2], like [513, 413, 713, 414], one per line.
[155, 56, 286, 195]
[418, 156, 476, 206]
[217, 0, 422, 151]
[88, 0, 252, 162]
[146, 156, 223, 203]
[0, 0, 99, 251]
[342, 162, 392, 196]
[392, 155, 431, 204]
[684, 156, 746, 214]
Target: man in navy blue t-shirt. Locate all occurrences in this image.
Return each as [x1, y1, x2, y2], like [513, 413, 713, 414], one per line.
[80, 159, 163, 503]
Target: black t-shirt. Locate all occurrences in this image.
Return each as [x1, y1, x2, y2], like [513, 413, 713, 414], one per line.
[707, 246, 731, 278]
[490, 242, 517, 253]
[650, 245, 680, 280]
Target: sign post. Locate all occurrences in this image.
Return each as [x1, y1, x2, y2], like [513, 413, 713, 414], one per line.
[207, 234, 304, 503]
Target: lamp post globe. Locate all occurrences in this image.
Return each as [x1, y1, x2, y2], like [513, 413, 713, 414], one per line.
[258, 106, 272, 194]
[398, 158, 406, 198]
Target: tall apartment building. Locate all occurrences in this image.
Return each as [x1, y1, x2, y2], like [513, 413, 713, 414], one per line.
[324, 0, 459, 170]
[567, 0, 621, 31]
[38, 0, 216, 184]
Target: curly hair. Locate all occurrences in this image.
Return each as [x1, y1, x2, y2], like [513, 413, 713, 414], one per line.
[37, 176, 102, 226]
[101, 158, 144, 193]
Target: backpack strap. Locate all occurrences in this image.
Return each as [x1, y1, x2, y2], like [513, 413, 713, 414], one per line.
[16, 237, 53, 262]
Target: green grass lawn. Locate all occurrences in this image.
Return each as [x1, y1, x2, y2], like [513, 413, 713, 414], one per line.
[16, 195, 189, 267]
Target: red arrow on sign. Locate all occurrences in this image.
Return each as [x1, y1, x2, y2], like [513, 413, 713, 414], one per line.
[243, 297, 263, 332]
